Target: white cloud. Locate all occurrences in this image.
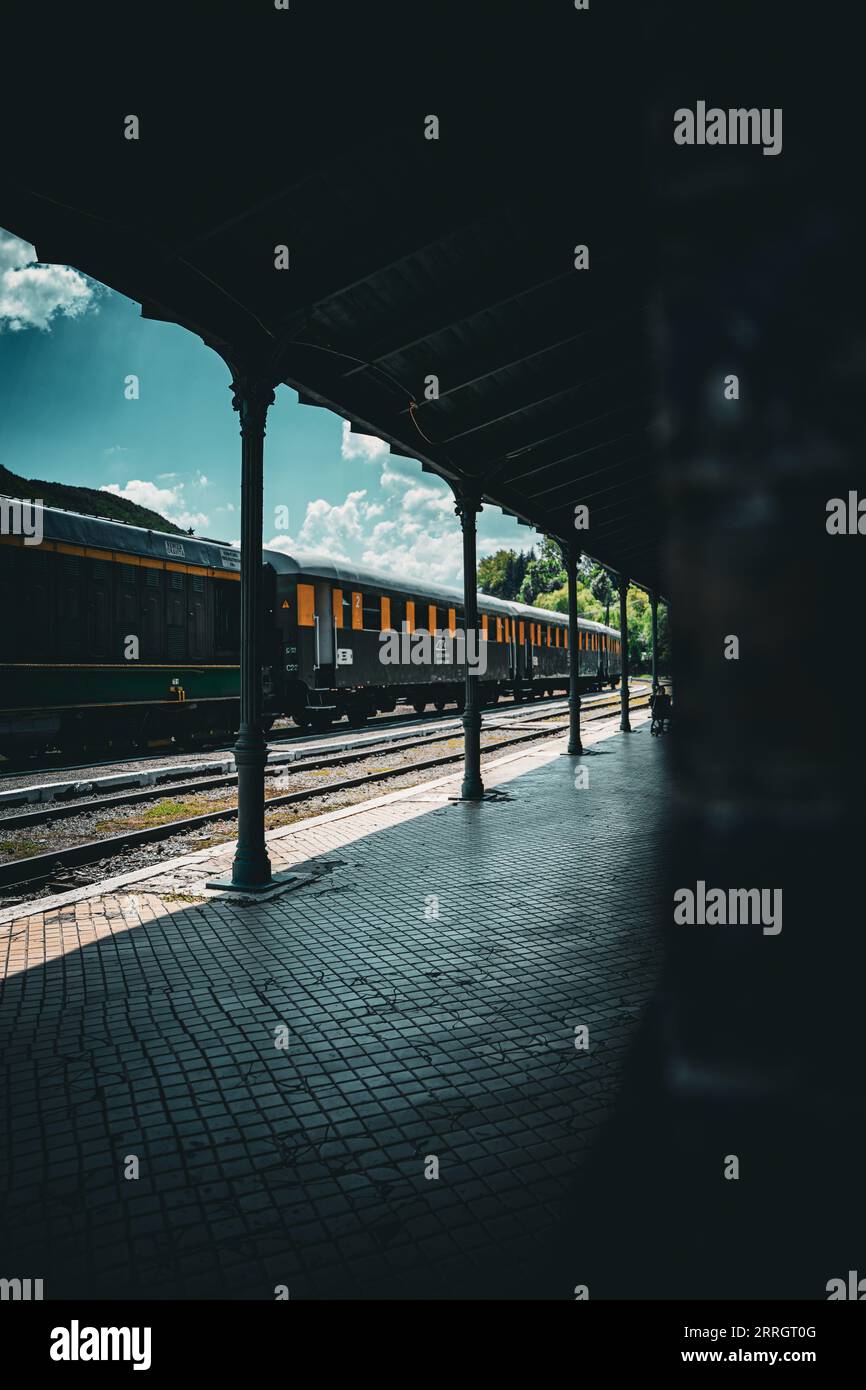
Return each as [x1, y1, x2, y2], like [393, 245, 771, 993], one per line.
[286, 488, 368, 561]
[261, 466, 462, 583]
[340, 420, 389, 462]
[0, 232, 102, 333]
[264, 534, 300, 555]
[401, 483, 452, 517]
[101, 479, 209, 532]
[379, 463, 415, 494]
[361, 529, 465, 586]
[260, 456, 527, 588]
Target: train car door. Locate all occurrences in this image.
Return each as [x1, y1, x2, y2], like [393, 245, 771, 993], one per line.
[189, 573, 208, 660]
[140, 567, 162, 660]
[214, 576, 240, 660]
[314, 582, 334, 665]
[87, 558, 112, 660]
[311, 580, 337, 689]
[165, 570, 188, 662]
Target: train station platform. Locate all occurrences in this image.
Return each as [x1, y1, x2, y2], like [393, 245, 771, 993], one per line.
[0, 708, 670, 1300]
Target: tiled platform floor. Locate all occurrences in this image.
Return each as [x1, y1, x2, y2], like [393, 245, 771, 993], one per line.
[0, 712, 670, 1299]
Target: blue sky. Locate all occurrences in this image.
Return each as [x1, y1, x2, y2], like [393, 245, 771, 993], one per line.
[0, 228, 536, 585]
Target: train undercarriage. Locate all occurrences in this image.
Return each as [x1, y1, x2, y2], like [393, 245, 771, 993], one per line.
[287, 670, 616, 731]
[0, 672, 619, 763]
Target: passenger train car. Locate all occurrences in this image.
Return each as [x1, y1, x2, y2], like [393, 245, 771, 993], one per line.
[0, 502, 622, 756]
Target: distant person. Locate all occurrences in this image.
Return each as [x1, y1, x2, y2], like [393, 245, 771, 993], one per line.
[651, 687, 671, 736]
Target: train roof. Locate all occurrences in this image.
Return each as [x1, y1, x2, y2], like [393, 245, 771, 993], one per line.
[267, 549, 618, 635]
[16, 499, 242, 573]
[13, 501, 618, 636]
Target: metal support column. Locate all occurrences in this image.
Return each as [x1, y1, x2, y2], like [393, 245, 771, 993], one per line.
[619, 575, 631, 732]
[563, 541, 583, 754]
[454, 486, 484, 800]
[650, 589, 659, 694]
[221, 372, 275, 890]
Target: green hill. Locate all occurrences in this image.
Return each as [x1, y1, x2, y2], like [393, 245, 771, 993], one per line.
[0, 466, 185, 535]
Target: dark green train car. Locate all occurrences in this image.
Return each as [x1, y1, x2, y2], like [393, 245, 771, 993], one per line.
[0, 504, 248, 756]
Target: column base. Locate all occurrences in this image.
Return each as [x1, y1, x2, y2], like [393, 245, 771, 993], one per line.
[206, 867, 298, 896]
[450, 787, 505, 803]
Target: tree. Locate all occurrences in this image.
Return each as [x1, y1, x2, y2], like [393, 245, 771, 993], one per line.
[518, 537, 566, 605]
[477, 549, 511, 597]
[477, 547, 530, 599]
[624, 585, 650, 672]
[587, 562, 615, 626]
[536, 584, 604, 620]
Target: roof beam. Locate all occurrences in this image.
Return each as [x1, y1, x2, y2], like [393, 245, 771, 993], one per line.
[428, 362, 641, 446]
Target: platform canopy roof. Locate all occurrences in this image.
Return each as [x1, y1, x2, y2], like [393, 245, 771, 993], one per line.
[2, 3, 665, 595]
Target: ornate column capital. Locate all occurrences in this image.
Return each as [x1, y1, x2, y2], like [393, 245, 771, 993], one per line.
[230, 375, 276, 438]
[452, 482, 483, 526]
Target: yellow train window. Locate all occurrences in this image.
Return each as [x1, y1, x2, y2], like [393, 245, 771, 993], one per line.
[481, 613, 488, 640]
[428, 603, 437, 634]
[381, 595, 391, 630]
[297, 583, 315, 627]
[332, 588, 343, 628]
[406, 600, 415, 633]
[352, 592, 363, 630]
[448, 607, 456, 635]
[496, 616, 502, 642]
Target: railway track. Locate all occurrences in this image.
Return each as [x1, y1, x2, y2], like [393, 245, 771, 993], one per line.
[0, 684, 650, 817]
[0, 685, 649, 808]
[0, 686, 654, 896]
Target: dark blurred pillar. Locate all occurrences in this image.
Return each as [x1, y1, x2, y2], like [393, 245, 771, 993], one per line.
[225, 373, 275, 890]
[618, 576, 631, 732]
[647, 15, 862, 1295]
[454, 485, 484, 800]
[657, 118, 863, 1109]
[555, 4, 862, 1303]
[563, 541, 583, 754]
[650, 590, 659, 692]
